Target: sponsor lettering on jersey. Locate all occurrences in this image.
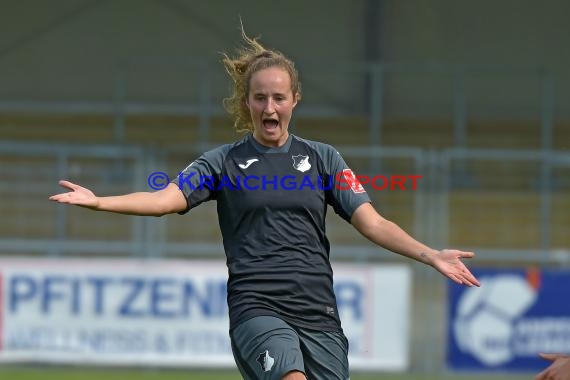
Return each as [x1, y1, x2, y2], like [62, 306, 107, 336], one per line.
[340, 169, 365, 193]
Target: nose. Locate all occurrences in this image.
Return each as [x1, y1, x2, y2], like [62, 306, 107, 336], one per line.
[264, 98, 276, 114]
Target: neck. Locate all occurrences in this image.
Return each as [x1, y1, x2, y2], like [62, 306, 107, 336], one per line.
[252, 131, 289, 148]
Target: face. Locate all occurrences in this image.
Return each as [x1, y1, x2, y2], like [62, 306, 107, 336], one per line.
[247, 66, 298, 147]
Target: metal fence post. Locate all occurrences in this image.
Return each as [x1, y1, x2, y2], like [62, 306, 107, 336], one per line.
[54, 150, 69, 256]
[113, 66, 126, 144]
[368, 64, 384, 175]
[453, 68, 467, 148]
[539, 73, 554, 259]
[199, 60, 212, 146]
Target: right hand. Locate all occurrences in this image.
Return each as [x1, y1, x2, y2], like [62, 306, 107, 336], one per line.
[535, 353, 570, 380]
[49, 180, 99, 209]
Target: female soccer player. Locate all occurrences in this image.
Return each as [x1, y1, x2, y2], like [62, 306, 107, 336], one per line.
[50, 29, 480, 380]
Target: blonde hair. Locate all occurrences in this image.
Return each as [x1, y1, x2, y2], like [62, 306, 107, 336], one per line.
[222, 28, 302, 134]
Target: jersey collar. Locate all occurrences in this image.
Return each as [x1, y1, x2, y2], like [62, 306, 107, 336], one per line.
[248, 133, 293, 154]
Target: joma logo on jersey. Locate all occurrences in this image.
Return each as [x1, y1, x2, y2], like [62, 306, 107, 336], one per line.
[292, 155, 311, 172]
[238, 158, 259, 169]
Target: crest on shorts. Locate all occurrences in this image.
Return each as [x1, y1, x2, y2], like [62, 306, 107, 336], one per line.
[292, 155, 311, 172]
[256, 350, 275, 372]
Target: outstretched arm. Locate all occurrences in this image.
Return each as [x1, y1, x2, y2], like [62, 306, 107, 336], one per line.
[49, 180, 187, 216]
[351, 203, 480, 287]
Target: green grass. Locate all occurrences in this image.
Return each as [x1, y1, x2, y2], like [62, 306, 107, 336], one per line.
[0, 367, 533, 380]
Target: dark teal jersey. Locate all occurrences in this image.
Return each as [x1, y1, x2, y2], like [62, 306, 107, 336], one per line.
[173, 134, 370, 332]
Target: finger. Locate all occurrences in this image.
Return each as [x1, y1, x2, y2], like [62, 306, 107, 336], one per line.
[58, 180, 80, 191]
[448, 273, 463, 286]
[454, 263, 480, 286]
[462, 271, 481, 287]
[539, 353, 563, 361]
[533, 368, 547, 380]
[50, 191, 81, 203]
[457, 272, 475, 287]
[459, 251, 475, 259]
[49, 192, 75, 202]
[463, 277, 479, 287]
[49, 193, 66, 201]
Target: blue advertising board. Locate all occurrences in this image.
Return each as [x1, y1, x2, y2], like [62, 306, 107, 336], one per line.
[447, 268, 570, 372]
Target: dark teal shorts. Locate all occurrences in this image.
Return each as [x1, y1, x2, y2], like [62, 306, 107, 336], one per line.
[230, 315, 349, 380]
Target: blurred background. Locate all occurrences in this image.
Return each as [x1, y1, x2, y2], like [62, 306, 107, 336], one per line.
[1, 0, 569, 379]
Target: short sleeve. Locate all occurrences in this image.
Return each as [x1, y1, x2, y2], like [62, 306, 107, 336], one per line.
[171, 145, 230, 214]
[319, 144, 371, 222]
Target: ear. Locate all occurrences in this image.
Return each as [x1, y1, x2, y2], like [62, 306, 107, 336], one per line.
[292, 92, 299, 108]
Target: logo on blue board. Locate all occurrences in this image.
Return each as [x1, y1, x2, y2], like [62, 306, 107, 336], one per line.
[453, 274, 538, 366]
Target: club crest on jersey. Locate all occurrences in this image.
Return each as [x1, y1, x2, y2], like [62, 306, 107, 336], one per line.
[256, 350, 275, 372]
[292, 155, 311, 172]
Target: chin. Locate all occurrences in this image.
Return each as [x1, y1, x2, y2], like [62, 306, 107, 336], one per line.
[254, 127, 288, 146]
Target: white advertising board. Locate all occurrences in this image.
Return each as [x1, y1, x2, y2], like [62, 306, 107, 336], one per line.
[0, 258, 410, 370]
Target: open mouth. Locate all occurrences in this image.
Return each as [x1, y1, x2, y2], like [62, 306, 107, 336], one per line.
[262, 119, 279, 130]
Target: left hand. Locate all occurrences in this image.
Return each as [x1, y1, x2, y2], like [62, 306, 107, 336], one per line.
[430, 249, 480, 287]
